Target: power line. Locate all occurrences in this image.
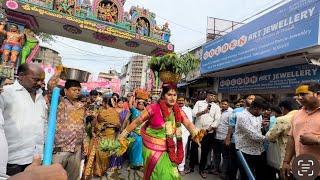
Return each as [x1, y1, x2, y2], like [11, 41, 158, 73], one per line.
[61, 53, 130, 57]
[54, 39, 133, 58]
[157, 16, 206, 35]
[178, 0, 289, 54]
[176, 38, 207, 53]
[62, 57, 130, 62]
[63, 58, 129, 65]
[233, 0, 288, 23]
[231, 0, 288, 26]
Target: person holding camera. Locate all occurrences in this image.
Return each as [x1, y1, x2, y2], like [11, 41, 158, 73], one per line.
[185, 90, 221, 178]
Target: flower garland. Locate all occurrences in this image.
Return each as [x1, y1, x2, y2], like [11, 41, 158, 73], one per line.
[159, 99, 184, 166]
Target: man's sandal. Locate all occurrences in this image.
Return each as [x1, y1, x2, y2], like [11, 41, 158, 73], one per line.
[184, 168, 194, 174]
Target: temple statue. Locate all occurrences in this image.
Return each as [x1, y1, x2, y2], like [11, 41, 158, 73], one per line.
[98, 4, 106, 20]
[105, 3, 117, 23]
[21, 29, 39, 64]
[162, 22, 170, 42]
[0, 21, 25, 68]
[98, 2, 117, 23]
[137, 18, 148, 36]
[56, 0, 73, 15]
[154, 21, 161, 32]
[162, 22, 170, 33]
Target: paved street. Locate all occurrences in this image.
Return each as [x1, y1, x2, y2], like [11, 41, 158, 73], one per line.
[92, 163, 219, 180]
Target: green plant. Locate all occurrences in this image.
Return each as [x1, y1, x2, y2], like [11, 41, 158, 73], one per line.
[100, 137, 135, 156]
[36, 32, 55, 44]
[148, 53, 199, 75]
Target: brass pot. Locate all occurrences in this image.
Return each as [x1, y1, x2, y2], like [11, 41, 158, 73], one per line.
[60, 68, 91, 83]
[159, 70, 181, 84]
[135, 88, 150, 100]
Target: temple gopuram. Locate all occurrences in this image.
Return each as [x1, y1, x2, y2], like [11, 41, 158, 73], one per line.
[2, 0, 174, 57]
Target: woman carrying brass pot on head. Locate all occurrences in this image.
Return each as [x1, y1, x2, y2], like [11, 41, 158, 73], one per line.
[118, 84, 204, 180]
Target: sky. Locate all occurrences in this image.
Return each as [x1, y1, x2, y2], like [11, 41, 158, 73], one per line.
[41, 0, 286, 78]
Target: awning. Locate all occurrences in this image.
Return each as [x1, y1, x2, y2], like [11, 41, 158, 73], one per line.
[177, 82, 187, 87]
[177, 79, 204, 88]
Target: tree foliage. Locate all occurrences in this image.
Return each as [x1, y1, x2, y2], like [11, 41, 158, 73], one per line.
[36, 32, 55, 44]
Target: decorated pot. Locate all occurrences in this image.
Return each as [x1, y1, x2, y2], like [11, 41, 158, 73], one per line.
[159, 70, 181, 84]
[135, 88, 150, 100]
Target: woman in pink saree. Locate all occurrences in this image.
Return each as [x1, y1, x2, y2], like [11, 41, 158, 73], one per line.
[118, 85, 203, 180]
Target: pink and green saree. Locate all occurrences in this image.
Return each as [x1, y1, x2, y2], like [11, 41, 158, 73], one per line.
[138, 104, 189, 180]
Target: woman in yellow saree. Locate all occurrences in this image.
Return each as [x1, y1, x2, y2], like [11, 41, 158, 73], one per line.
[118, 84, 203, 180]
[83, 97, 120, 179]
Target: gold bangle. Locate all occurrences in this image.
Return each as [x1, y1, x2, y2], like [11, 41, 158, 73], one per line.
[191, 129, 198, 138]
[118, 129, 129, 140]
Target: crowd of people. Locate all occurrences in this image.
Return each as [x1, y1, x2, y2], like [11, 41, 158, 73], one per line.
[182, 88, 320, 180]
[0, 63, 320, 180]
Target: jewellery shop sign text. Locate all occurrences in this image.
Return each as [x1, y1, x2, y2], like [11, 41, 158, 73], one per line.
[218, 64, 320, 92]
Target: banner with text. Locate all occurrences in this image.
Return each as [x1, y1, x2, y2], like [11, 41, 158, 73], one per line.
[201, 0, 320, 74]
[218, 64, 320, 92]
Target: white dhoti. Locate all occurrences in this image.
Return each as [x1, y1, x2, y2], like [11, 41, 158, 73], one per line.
[178, 106, 193, 172]
[0, 124, 8, 174]
[178, 130, 190, 171]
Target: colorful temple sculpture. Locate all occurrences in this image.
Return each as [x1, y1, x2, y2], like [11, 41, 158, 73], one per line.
[21, 28, 40, 64]
[0, 21, 39, 79]
[2, 0, 174, 59]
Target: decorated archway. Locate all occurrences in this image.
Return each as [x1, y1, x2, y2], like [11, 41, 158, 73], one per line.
[2, 0, 174, 59]
[0, 0, 174, 80]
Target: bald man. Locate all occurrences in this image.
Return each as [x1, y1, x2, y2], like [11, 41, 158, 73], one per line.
[0, 63, 47, 176]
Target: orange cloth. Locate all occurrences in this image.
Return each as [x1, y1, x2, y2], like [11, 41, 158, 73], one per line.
[289, 107, 320, 163]
[123, 102, 129, 110]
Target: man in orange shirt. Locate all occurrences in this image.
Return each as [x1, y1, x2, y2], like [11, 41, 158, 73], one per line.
[282, 82, 320, 180]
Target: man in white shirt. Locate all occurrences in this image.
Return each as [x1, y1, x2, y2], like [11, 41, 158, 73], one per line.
[185, 90, 221, 178]
[177, 96, 193, 175]
[0, 112, 7, 174]
[235, 98, 269, 180]
[225, 94, 256, 180]
[213, 99, 233, 178]
[0, 63, 46, 176]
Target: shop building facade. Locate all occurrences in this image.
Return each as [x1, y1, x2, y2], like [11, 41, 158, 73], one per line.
[199, 0, 320, 104]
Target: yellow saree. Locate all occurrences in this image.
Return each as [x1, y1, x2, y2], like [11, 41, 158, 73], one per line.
[83, 108, 120, 179]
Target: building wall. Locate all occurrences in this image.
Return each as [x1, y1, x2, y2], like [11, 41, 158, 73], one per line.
[120, 61, 132, 96]
[120, 55, 150, 96]
[33, 46, 62, 67]
[98, 71, 119, 80]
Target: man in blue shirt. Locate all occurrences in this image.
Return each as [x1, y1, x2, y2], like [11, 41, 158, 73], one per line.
[225, 94, 256, 180]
